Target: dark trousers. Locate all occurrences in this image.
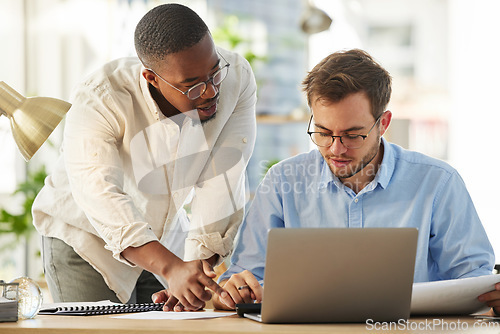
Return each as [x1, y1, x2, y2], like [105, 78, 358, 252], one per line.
[42, 236, 164, 303]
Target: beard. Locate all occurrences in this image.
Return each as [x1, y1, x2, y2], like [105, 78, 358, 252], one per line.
[201, 111, 217, 124]
[323, 135, 381, 180]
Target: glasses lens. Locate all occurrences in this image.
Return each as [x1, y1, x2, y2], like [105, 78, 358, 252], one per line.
[310, 133, 332, 147]
[309, 133, 365, 148]
[341, 135, 364, 149]
[342, 136, 363, 148]
[187, 83, 206, 100]
[185, 65, 229, 100]
[212, 65, 229, 85]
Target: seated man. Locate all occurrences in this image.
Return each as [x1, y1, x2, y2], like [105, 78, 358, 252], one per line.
[204, 49, 499, 314]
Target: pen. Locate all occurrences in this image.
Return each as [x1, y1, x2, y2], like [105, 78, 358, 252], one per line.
[237, 280, 264, 290]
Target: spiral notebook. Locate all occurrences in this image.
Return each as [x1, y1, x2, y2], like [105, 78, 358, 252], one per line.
[39, 300, 164, 316]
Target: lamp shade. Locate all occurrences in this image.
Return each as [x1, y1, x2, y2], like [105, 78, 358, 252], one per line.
[0, 81, 71, 161]
[300, 3, 332, 34]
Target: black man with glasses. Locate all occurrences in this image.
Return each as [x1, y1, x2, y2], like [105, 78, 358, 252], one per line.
[32, 4, 256, 311]
[211, 49, 498, 316]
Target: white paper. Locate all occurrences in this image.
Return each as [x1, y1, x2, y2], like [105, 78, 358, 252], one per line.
[411, 274, 500, 315]
[112, 310, 236, 320]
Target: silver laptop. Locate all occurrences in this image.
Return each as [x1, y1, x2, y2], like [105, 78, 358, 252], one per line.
[243, 227, 418, 323]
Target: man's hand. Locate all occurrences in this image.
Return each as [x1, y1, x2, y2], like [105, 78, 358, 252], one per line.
[212, 270, 263, 310]
[151, 289, 179, 311]
[122, 241, 228, 311]
[163, 259, 228, 311]
[478, 282, 500, 316]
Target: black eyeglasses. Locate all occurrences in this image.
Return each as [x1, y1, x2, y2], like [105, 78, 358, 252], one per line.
[146, 54, 230, 100]
[307, 114, 382, 149]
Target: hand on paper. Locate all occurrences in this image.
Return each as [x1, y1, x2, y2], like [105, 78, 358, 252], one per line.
[151, 289, 180, 311]
[478, 282, 500, 316]
[212, 270, 263, 310]
[162, 259, 228, 311]
[121, 241, 227, 311]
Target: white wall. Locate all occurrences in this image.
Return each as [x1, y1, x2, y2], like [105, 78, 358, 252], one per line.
[0, 0, 26, 194]
[448, 0, 500, 259]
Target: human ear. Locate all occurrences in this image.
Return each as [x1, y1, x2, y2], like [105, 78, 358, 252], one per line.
[379, 110, 392, 136]
[142, 69, 161, 90]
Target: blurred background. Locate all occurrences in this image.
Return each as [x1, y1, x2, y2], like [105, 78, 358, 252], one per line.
[1, 0, 499, 282]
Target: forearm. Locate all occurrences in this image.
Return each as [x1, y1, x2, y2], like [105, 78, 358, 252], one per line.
[123, 241, 226, 311]
[121, 240, 182, 278]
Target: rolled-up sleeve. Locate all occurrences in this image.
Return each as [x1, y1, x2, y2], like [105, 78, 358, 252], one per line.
[64, 82, 159, 264]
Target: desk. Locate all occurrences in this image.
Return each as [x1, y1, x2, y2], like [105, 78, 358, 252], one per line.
[1, 313, 500, 334]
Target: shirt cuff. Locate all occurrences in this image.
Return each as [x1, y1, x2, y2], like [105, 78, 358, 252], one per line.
[184, 232, 233, 264]
[104, 222, 159, 266]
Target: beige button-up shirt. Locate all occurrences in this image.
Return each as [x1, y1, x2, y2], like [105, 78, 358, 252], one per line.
[32, 48, 257, 302]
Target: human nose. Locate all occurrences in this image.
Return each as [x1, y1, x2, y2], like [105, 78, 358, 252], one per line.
[329, 136, 348, 155]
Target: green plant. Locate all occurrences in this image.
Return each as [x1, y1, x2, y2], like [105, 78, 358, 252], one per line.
[264, 159, 280, 174]
[212, 15, 267, 69]
[0, 166, 47, 251]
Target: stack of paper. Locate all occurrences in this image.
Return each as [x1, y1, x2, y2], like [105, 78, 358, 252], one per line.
[411, 274, 500, 315]
[0, 296, 18, 322]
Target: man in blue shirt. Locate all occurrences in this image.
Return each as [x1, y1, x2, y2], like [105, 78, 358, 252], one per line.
[207, 49, 499, 313]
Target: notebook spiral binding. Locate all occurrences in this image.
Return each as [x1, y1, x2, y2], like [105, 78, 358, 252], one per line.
[39, 302, 165, 316]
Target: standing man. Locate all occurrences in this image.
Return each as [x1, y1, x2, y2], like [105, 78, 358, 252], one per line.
[207, 49, 498, 314]
[32, 3, 257, 312]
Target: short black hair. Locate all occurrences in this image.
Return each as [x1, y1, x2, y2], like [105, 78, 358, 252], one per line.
[134, 3, 209, 69]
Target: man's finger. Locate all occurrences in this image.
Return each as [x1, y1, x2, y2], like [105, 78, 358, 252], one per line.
[174, 302, 185, 312]
[246, 281, 263, 302]
[152, 289, 169, 303]
[202, 260, 216, 278]
[182, 289, 206, 310]
[163, 295, 178, 312]
[221, 283, 242, 309]
[200, 274, 228, 299]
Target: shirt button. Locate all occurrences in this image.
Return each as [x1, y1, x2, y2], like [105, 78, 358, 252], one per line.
[354, 198, 359, 203]
[242, 137, 247, 143]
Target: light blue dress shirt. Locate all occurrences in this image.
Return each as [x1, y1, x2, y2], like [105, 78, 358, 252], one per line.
[221, 138, 494, 283]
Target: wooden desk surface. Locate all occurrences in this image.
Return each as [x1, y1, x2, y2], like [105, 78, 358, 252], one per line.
[1, 313, 500, 334]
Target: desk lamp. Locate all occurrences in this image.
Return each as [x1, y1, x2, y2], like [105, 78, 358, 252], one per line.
[300, 1, 332, 34]
[0, 82, 70, 320]
[0, 81, 71, 161]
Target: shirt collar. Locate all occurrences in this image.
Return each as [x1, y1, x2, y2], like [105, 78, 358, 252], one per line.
[376, 137, 395, 189]
[319, 154, 335, 190]
[317, 137, 395, 191]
